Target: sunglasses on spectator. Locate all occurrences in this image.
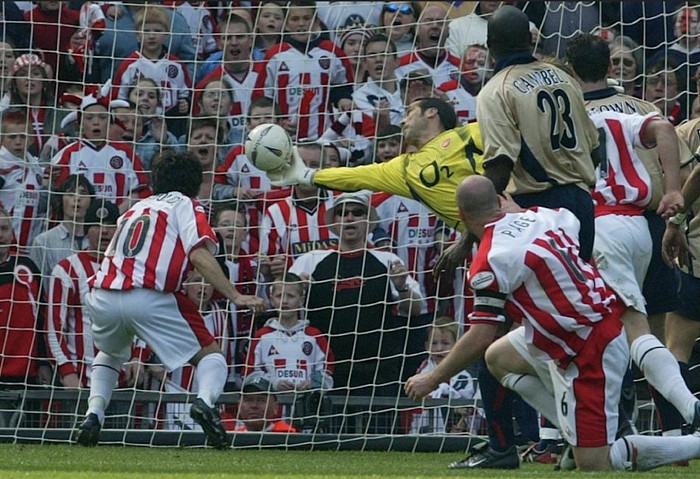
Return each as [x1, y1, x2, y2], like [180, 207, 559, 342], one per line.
[611, 57, 635, 67]
[335, 207, 367, 217]
[384, 3, 415, 15]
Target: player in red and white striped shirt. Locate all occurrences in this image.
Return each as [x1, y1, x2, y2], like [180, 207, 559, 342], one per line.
[406, 176, 700, 471]
[76, 151, 264, 449]
[589, 110, 699, 431]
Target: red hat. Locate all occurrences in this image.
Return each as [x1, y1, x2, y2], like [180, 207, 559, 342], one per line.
[12, 53, 51, 77]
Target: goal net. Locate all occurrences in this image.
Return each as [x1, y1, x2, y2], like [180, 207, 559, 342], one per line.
[0, 1, 694, 450]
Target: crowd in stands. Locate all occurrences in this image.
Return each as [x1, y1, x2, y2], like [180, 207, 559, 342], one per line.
[0, 0, 699, 437]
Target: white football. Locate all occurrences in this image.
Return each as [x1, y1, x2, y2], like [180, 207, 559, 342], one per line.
[245, 123, 293, 172]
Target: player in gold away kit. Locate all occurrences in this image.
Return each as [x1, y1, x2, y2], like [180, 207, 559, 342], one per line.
[265, 97, 484, 232]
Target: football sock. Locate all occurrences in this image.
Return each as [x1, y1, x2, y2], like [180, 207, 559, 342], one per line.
[195, 353, 227, 407]
[609, 434, 700, 471]
[478, 360, 517, 452]
[631, 334, 696, 423]
[500, 372, 560, 429]
[87, 352, 122, 423]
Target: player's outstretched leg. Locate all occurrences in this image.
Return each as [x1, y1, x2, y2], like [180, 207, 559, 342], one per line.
[190, 398, 229, 449]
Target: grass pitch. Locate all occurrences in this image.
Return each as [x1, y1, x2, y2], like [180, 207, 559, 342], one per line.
[0, 444, 699, 478]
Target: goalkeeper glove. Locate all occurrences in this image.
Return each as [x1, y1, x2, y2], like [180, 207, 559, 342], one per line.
[267, 146, 316, 186]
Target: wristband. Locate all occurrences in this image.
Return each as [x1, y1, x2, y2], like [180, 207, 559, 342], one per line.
[669, 212, 687, 225]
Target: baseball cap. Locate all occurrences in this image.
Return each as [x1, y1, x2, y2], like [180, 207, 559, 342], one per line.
[12, 53, 50, 77]
[84, 199, 120, 228]
[324, 190, 377, 235]
[242, 372, 272, 393]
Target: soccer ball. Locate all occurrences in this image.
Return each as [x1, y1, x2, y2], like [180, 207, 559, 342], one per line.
[245, 123, 293, 172]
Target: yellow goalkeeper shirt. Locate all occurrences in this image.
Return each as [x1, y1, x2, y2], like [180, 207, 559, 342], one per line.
[313, 123, 484, 232]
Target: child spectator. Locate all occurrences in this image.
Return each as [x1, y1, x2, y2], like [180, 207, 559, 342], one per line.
[409, 316, 481, 434]
[166, 1, 217, 61]
[30, 174, 93, 281]
[0, 110, 47, 251]
[190, 77, 239, 164]
[211, 201, 259, 388]
[214, 96, 292, 251]
[0, 54, 68, 157]
[156, 269, 231, 430]
[337, 25, 374, 82]
[112, 5, 192, 132]
[49, 95, 151, 209]
[246, 273, 334, 392]
[185, 117, 219, 206]
[127, 75, 181, 171]
[373, 124, 403, 163]
[261, 0, 354, 140]
[255, 1, 286, 59]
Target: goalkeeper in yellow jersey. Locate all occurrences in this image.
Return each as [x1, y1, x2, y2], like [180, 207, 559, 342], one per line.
[266, 97, 484, 233]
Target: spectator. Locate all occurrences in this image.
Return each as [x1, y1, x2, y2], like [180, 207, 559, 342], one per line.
[258, 142, 339, 280]
[168, 1, 217, 61]
[49, 95, 151, 210]
[95, 3, 195, 84]
[214, 97, 292, 252]
[261, 0, 354, 140]
[185, 117, 219, 207]
[107, 101, 137, 143]
[46, 199, 145, 389]
[378, 1, 419, 56]
[437, 43, 490, 124]
[233, 371, 297, 432]
[395, 3, 460, 88]
[409, 316, 480, 434]
[0, 110, 47, 251]
[0, 207, 50, 427]
[289, 191, 423, 396]
[336, 25, 374, 82]
[191, 77, 240, 164]
[608, 36, 644, 98]
[647, 5, 700, 94]
[352, 34, 404, 138]
[194, 13, 265, 143]
[373, 124, 403, 163]
[211, 201, 259, 387]
[644, 60, 684, 125]
[24, 1, 80, 88]
[157, 268, 232, 431]
[127, 75, 181, 172]
[0, 54, 68, 157]
[246, 272, 334, 392]
[254, 1, 286, 60]
[446, 1, 499, 57]
[112, 5, 192, 137]
[29, 173, 93, 282]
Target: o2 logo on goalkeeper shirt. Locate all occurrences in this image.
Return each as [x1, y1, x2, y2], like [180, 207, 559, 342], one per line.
[469, 271, 495, 289]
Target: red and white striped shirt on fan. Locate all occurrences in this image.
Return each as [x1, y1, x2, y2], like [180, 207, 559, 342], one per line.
[47, 251, 100, 386]
[90, 192, 217, 292]
[589, 111, 657, 216]
[468, 207, 622, 368]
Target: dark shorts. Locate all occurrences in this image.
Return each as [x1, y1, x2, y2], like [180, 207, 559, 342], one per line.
[513, 184, 594, 261]
[642, 211, 679, 315]
[676, 269, 700, 322]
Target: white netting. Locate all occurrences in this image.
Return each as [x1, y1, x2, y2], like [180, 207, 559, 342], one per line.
[0, 1, 695, 450]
